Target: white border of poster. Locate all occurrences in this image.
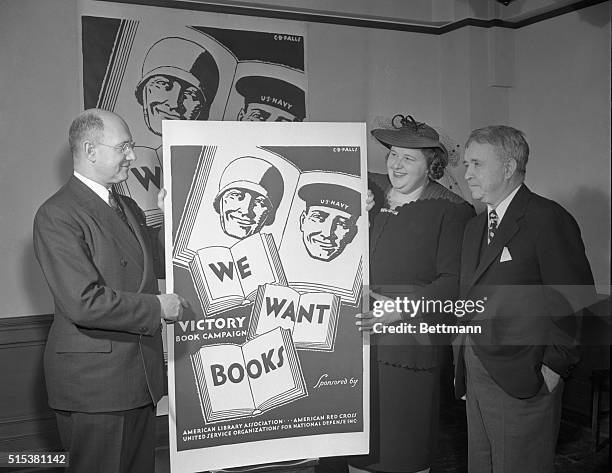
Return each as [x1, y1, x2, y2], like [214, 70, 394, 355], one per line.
[163, 121, 369, 473]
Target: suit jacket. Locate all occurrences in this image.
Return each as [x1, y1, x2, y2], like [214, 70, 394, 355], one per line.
[33, 176, 165, 413]
[369, 174, 475, 368]
[454, 185, 595, 399]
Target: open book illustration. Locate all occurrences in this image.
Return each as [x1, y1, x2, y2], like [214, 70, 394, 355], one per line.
[189, 233, 287, 316]
[248, 284, 341, 351]
[172, 145, 363, 307]
[190, 327, 307, 423]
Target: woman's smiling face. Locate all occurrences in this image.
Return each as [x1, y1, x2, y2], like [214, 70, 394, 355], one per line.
[386, 146, 429, 194]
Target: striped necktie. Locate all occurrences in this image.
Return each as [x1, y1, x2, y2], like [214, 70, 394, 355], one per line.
[488, 209, 498, 244]
[108, 191, 133, 233]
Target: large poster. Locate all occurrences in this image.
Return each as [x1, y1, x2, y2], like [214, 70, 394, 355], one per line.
[79, 0, 307, 243]
[163, 121, 369, 472]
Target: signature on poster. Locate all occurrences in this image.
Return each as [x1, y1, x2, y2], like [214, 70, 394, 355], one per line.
[191, 327, 307, 423]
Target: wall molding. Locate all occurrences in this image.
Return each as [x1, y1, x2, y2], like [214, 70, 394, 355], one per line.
[0, 314, 53, 348]
[0, 416, 59, 451]
[99, 0, 609, 33]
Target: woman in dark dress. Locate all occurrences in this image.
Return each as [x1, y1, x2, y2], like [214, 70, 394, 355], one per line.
[350, 116, 474, 473]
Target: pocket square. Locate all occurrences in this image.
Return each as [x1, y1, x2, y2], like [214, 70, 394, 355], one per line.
[500, 246, 512, 262]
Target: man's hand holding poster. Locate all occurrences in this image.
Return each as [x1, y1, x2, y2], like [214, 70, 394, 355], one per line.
[164, 121, 369, 472]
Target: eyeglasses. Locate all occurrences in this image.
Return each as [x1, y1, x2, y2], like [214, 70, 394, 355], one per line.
[96, 140, 136, 155]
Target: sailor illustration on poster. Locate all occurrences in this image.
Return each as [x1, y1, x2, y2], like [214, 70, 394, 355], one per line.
[225, 61, 307, 123]
[278, 172, 363, 306]
[297, 183, 361, 262]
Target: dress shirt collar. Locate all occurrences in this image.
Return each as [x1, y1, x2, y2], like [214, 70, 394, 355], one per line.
[487, 183, 522, 226]
[74, 171, 111, 206]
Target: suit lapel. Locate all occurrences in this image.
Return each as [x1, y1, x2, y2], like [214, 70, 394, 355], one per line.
[68, 178, 146, 279]
[471, 219, 519, 286]
[117, 194, 153, 292]
[467, 185, 531, 289]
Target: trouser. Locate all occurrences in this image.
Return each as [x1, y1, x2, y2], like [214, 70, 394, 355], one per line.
[464, 346, 563, 473]
[55, 404, 156, 473]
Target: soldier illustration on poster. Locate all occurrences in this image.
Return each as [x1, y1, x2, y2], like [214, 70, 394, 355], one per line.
[213, 157, 285, 239]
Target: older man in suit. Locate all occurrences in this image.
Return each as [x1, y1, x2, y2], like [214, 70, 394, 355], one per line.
[33, 109, 188, 473]
[454, 125, 595, 473]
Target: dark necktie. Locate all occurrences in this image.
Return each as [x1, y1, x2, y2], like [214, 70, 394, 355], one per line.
[108, 191, 133, 233]
[488, 209, 498, 244]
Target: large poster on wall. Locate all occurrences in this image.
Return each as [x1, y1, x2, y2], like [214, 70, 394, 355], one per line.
[163, 121, 369, 472]
[79, 0, 307, 269]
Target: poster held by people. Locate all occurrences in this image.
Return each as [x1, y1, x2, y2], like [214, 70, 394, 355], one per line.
[163, 121, 369, 472]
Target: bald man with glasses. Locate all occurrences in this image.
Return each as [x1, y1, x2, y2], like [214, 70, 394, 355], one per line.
[33, 109, 188, 473]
